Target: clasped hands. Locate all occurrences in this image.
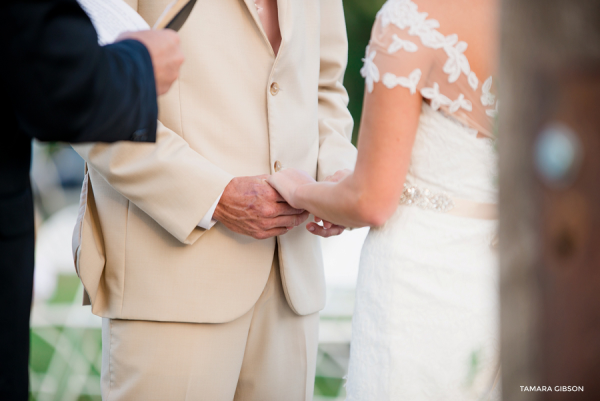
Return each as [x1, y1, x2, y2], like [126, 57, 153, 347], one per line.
[213, 170, 349, 240]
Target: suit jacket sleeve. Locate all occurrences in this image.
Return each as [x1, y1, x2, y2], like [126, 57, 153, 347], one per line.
[1, 0, 157, 144]
[316, 0, 358, 181]
[73, 122, 234, 245]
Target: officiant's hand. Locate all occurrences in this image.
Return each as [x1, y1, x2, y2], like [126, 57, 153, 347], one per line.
[213, 176, 310, 240]
[307, 169, 352, 238]
[117, 30, 184, 96]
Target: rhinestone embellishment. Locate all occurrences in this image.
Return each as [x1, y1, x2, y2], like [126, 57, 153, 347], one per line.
[399, 183, 455, 212]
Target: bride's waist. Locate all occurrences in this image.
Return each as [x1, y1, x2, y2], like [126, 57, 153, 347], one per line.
[400, 182, 497, 220]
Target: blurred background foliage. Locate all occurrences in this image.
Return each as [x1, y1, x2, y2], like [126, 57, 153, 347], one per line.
[28, 2, 385, 400]
[343, 0, 386, 144]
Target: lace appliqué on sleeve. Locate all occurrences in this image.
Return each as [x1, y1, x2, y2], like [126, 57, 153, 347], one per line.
[420, 83, 451, 111]
[449, 94, 472, 113]
[388, 34, 419, 54]
[361, 49, 380, 93]
[362, 0, 499, 135]
[383, 69, 422, 94]
[481, 76, 498, 117]
[481, 77, 495, 106]
[377, 0, 480, 88]
[486, 101, 499, 118]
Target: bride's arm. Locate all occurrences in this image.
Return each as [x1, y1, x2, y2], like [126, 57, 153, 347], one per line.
[269, 11, 437, 229]
[273, 85, 423, 228]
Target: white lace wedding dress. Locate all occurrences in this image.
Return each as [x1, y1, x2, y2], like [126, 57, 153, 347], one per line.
[345, 1, 501, 400]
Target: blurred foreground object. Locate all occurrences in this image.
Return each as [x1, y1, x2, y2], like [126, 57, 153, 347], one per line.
[0, 0, 163, 398]
[499, 0, 600, 399]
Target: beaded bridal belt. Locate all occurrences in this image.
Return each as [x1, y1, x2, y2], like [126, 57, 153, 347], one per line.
[400, 183, 498, 220]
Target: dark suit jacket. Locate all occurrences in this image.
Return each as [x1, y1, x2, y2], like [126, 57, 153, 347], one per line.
[0, 1, 159, 399]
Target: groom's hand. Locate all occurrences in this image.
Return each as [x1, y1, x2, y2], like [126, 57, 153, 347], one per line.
[213, 175, 310, 240]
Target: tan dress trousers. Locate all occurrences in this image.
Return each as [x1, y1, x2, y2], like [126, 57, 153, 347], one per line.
[101, 253, 319, 401]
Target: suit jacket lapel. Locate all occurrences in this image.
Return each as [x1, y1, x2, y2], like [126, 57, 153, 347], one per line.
[241, 0, 289, 57]
[276, 0, 290, 52]
[242, 0, 271, 55]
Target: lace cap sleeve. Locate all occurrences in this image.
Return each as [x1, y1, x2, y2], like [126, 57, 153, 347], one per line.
[361, 0, 499, 138]
[361, 4, 435, 96]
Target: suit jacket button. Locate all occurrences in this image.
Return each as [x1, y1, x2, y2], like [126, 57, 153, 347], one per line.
[270, 82, 280, 96]
[274, 160, 282, 172]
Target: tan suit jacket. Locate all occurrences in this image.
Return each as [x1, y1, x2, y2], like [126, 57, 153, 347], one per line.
[72, 0, 357, 324]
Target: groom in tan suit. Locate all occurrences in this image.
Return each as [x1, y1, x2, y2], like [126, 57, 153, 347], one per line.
[72, 0, 356, 400]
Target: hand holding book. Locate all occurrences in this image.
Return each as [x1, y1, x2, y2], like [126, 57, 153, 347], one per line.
[78, 0, 195, 96]
[117, 30, 184, 96]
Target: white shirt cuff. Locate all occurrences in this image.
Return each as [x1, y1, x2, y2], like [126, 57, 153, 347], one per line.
[197, 191, 224, 230]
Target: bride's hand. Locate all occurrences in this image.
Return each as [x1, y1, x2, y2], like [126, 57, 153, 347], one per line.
[307, 169, 352, 237]
[266, 168, 316, 209]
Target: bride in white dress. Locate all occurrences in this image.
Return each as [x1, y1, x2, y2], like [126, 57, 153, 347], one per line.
[268, 0, 501, 399]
